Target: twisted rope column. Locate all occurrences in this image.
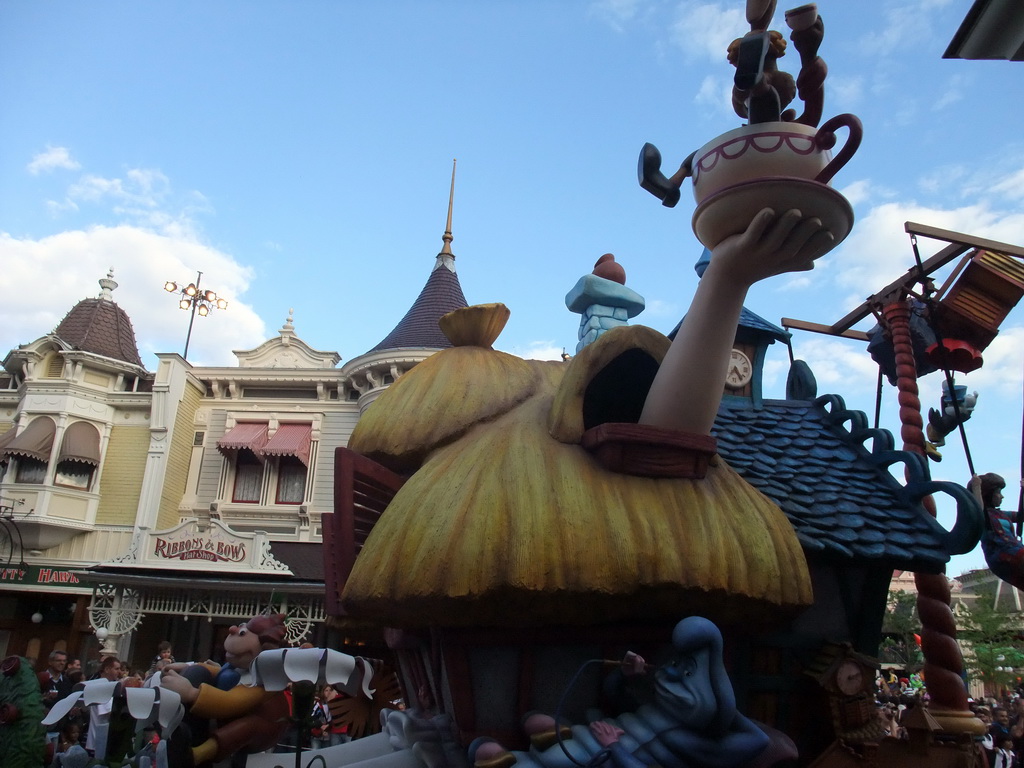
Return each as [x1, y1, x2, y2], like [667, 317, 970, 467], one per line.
[881, 299, 983, 735]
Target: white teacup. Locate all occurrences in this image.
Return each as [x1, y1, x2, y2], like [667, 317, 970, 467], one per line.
[691, 114, 862, 204]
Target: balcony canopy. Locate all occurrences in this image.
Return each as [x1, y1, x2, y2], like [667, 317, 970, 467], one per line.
[58, 421, 102, 466]
[261, 423, 313, 466]
[217, 422, 269, 458]
[4, 417, 56, 462]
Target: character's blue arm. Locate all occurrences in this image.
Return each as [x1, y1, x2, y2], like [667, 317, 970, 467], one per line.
[607, 741, 652, 768]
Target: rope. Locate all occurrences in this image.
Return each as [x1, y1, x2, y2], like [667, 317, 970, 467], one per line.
[1018, 361, 1024, 538]
[941, 365, 976, 478]
[552, 659, 613, 767]
[906, 232, 977, 477]
[874, 367, 883, 431]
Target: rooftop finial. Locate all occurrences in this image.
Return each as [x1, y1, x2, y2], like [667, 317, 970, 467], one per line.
[281, 308, 295, 335]
[440, 159, 456, 257]
[98, 267, 117, 300]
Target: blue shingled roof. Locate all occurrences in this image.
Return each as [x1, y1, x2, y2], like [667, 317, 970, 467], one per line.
[668, 307, 790, 343]
[737, 307, 790, 342]
[713, 394, 977, 572]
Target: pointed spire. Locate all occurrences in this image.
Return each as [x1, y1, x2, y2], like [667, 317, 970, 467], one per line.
[435, 159, 457, 273]
[368, 163, 469, 353]
[98, 267, 117, 300]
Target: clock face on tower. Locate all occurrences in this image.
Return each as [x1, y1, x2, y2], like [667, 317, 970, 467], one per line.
[725, 349, 753, 389]
[836, 660, 864, 696]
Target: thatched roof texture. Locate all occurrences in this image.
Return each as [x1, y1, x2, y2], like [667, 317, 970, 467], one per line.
[343, 307, 813, 628]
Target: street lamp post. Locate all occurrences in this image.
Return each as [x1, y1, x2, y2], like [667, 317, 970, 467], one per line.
[163, 271, 228, 361]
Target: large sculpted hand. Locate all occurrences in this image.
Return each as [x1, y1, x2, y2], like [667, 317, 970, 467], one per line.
[640, 208, 832, 435]
[159, 668, 200, 704]
[707, 207, 833, 288]
[590, 720, 625, 747]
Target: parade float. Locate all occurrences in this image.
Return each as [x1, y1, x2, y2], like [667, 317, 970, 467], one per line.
[315, 2, 997, 767]
[40, 3, 1024, 767]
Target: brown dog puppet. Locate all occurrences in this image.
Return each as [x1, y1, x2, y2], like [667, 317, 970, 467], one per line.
[160, 613, 290, 766]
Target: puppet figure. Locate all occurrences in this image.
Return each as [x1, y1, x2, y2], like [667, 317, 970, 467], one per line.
[0, 656, 46, 768]
[974, 473, 1024, 591]
[471, 617, 795, 768]
[160, 613, 290, 766]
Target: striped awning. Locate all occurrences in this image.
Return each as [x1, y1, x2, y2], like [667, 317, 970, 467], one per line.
[4, 417, 56, 462]
[217, 422, 269, 457]
[58, 421, 102, 466]
[261, 423, 312, 466]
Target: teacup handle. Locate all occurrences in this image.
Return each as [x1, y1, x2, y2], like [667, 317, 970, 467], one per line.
[814, 113, 863, 185]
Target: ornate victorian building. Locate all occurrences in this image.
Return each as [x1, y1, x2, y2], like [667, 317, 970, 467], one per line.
[0, 198, 468, 669]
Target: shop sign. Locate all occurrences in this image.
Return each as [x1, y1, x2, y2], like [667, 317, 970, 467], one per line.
[153, 533, 246, 563]
[108, 518, 291, 575]
[0, 564, 93, 590]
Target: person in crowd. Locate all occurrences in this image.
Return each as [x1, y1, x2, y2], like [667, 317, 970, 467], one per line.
[977, 707, 995, 761]
[877, 703, 902, 739]
[147, 642, 176, 680]
[84, 657, 121, 757]
[39, 649, 75, 751]
[994, 737, 1019, 768]
[154, 641, 174, 666]
[314, 683, 351, 748]
[55, 722, 81, 755]
[311, 685, 331, 750]
[38, 650, 73, 710]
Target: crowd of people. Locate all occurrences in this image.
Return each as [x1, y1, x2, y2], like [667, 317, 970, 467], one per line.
[37, 648, 139, 767]
[876, 670, 1024, 767]
[33, 641, 351, 767]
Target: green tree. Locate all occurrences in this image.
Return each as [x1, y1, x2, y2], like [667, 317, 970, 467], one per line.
[880, 590, 923, 672]
[959, 585, 1024, 693]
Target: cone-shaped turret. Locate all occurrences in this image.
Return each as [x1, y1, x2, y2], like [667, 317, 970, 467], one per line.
[367, 161, 468, 353]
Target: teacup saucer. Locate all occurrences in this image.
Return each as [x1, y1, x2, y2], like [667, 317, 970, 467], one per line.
[692, 177, 854, 251]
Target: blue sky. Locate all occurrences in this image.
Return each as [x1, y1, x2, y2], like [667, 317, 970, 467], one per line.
[2, 1, 1023, 577]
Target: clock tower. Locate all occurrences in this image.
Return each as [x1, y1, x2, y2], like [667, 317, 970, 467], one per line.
[671, 249, 791, 407]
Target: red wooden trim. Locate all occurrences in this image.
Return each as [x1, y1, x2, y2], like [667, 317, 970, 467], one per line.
[581, 422, 717, 478]
[443, 641, 476, 734]
[323, 447, 405, 616]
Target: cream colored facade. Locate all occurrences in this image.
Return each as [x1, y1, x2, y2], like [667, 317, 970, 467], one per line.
[0, 302, 444, 668]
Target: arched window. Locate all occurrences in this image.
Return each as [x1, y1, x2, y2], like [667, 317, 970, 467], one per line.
[4, 417, 56, 484]
[55, 421, 101, 490]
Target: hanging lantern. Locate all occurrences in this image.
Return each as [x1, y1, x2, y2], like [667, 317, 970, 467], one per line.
[926, 249, 1024, 373]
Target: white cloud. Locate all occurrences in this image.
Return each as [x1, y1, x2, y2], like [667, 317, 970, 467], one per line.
[45, 198, 79, 216]
[694, 74, 735, 119]
[917, 165, 968, 197]
[955, 326, 1024, 399]
[932, 73, 970, 111]
[52, 167, 215, 242]
[972, 167, 1024, 203]
[669, 2, 746, 64]
[838, 179, 884, 209]
[776, 273, 815, 291]
[500, 340, 568, 361]
[5, 153, 266, 368]
[643, 298, 681, 318]
[27, 146, 81, 175]
[589, 0, 645, 30]
[784, 336, 883, 398]
[825, 163, 1024, 313]
[0, 227, 265, 369]
[858, 0, 954, 60]
[828, 75, 865, 112]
